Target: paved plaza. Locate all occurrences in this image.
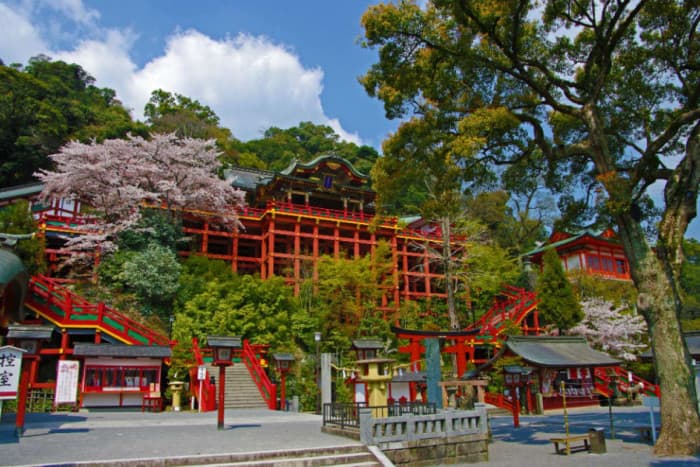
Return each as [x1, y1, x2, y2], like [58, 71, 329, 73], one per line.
[1, 405, 699, 466]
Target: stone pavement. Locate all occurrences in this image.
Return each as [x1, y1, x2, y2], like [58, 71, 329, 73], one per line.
[467, 405, 700, 467]
[1, 404, 700, 466]
[0, 408, 361, 466]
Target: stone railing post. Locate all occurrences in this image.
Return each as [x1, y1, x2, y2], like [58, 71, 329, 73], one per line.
[474, 403, 488, 434]
[359, 407, 373, 444]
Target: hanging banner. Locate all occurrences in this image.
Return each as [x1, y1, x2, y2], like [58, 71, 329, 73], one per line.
[55, 360, 80, 404]
[0, 346, 26, 400]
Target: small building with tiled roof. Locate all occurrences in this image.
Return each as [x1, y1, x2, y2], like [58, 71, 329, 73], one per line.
[524, 229, 631, 281]
[503, 335, 621, 410]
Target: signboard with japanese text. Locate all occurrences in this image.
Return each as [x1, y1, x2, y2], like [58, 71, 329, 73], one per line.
[54, 360, 80, 404]
[0, 346, 26, 400]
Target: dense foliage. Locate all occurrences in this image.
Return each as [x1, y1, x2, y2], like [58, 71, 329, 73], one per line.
[360, 0, 700, 453]
[536, 249, 583, 333]
[0, 57, 146, 187]
[0, 200, 46, 274]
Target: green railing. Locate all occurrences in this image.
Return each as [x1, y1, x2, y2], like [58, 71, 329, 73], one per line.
[26, 275, 169, 346]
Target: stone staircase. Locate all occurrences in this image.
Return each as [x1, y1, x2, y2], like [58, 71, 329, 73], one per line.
[206, 363, 268, 409]
[184, 445, 384, 466]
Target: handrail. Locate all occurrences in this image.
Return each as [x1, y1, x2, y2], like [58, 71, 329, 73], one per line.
[190, 337, 216, 411]
[26, 275, 169, 346]
[466, 287, 538, 336]
[593, 366, 659, 398]
[484, 391, 513, 411]
[241, 339, 276, 410]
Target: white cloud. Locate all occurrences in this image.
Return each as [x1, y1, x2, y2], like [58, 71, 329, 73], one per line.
[0, 3, 47, 64]
[41, 0, 99, 25]
[0, 1, 361, 143]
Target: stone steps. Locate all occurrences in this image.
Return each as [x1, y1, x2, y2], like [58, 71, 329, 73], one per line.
[171, 445, 382, 466]
[206, 363, 268, 409]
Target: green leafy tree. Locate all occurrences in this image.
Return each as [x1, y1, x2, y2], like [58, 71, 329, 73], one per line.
[0, 200, 46, 274]
[229, 121, 380, 173]
[360, 0, 700, 453]
[0, 56, 145, 187]
[99, 243, 181, 320]
[312, 241, 396, 348]
[536, 249, 583, 333]
[681, 239, 700, 321]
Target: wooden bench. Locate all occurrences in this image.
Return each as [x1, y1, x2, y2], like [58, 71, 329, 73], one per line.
[141, 392, 163, 412]
[550, 434, 591, 455]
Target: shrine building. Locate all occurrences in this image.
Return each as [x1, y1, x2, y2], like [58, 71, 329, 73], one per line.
[523, 229, 632, 281]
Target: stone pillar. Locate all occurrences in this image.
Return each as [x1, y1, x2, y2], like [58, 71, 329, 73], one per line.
[321, 353, 332, 408]
[359, 407, 373, 444]
[425, 338, 442, 409]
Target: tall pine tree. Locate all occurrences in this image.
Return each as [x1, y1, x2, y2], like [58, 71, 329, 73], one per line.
[536, 248, 583, 334]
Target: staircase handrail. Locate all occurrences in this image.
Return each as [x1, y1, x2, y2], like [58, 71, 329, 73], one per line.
[190, 337, 216, 411]
[593, 366, 660, 398]
[484, 391, 513, 411]
[468, 287, 538, 336]
[241, 339, 277, 409]
[27, 275, 169, 346]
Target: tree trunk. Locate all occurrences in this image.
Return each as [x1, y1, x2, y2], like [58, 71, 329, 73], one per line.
[442, 216, 460, 331]
[616, 214, 700, 456]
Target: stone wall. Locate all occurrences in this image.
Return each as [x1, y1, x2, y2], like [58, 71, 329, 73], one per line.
[358, 403, 489, 465]
[379, 432, 488, 465]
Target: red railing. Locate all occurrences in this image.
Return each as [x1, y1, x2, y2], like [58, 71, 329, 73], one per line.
[241, 339, 277, 410]
[593, 366, 659, 398]
[484, 391, 513, 411]
[466, 286, 539, 337]
[190, 337, 216, 412]
[26, 275, 169, 346]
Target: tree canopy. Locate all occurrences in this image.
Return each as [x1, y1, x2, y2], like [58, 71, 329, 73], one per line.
[361, 0, 700, 453]
[35, 133, 246, 255]
[0, 56, 146, 187]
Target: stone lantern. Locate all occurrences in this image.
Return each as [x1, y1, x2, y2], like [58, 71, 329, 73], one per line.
[352, 339, 393, 417]
[206, 335, 241, 429]
[272, 352, 295, 411]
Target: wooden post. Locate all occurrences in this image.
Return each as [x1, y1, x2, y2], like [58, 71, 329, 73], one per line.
[15, 368, 29, 437]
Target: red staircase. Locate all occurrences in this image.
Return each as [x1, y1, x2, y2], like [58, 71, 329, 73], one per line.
[25, 275, 169, 346]
[190, 337, 277, 410]
[465, 285, 540, 338]
[593, 366, 659, 398]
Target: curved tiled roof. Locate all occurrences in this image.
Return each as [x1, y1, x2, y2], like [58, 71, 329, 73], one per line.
[505, 335, 620, 367]
[280, 154, 369, 180]
[0, 249, 27, 286]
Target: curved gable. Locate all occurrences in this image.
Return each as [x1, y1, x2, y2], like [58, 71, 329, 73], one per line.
[280, 154, 370, 188]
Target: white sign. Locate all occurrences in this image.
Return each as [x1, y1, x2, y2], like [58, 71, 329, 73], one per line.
[0, 346, 26, 400]
[55, 360, 80, 404]
[197, 365, 206, 380]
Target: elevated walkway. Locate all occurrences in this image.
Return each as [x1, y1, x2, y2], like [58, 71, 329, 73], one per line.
[24, 274, 169, 346]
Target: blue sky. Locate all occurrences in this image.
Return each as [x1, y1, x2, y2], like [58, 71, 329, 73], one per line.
[1, 0, 698, 239]
[0, 0, 398, 147]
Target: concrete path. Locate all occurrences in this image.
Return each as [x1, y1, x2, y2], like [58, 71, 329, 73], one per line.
[470, 405, 700, 467]
[1, 405, 699, 466]
[0, 408, 360, 466]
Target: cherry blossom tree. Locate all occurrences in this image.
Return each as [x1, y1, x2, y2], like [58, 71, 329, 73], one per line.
[35, 133, 246, 255]
[570, 298, 648, 361]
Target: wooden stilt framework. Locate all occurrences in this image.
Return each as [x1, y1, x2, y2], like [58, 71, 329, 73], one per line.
[34, 156, 461, 315]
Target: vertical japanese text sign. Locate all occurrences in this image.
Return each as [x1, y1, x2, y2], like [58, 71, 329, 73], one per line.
[0, 346, 26, 400]
[55, 360, 80, 405]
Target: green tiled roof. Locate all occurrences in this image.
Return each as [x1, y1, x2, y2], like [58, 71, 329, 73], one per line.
[280, 154, 369, 180]
[522, 229, 611, 258]
[0, 249, 27, 286]
[73, 343, 172, 358]
[506, 335, 620, 368]
[0, 183, 43, 201]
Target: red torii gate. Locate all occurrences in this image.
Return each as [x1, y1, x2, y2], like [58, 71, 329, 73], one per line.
[391, 326, 493, 379]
